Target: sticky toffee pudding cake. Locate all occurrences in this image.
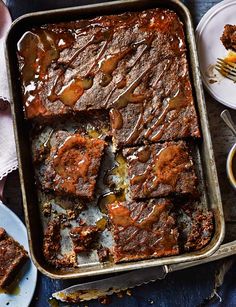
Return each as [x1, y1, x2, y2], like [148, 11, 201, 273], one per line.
[16, 7, 214, 268]
[0, 228, 28, 288]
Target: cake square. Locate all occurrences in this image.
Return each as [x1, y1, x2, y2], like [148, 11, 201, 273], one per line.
[17, 9, 186, 119]
[0, 228, 28, 288]
[110, 54, 200, 147]
[38, 132, 106, 199]
[123, 141, 198, 200]
[107, 198, 179, 263]
[17, 8, 199, 147]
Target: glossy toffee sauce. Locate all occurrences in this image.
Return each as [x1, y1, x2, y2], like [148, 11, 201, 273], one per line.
[127, 143, 192, 196]
[17, 9, 189, 143]
[53, 134, 105, 194]
[98, 153, 127, 213]
[109, 201, 178, 255]
[109, 201, 167, 229]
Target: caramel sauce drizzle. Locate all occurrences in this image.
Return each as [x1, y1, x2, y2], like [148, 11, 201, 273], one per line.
[99, 36, 153, 88]
[129, 144, 191, 196]
[54, 76, 93, 106]
[125, 103, 146, 144]
[107, 153, 128, 193]
[96, 217, 108, 231]
[98, 191, 126, 214]
[53, 135, 92, 194]
[109, 201, 167, 229]
[144, 89, 189, 142]
[18, 16, 156, 114]
[17, 26, 115, 112]
[129, 145, 151, 163]
[128, 72, 189, 144]
[109, 108, 123, 130]
[99, 49, 131, 87]
[109, 58, 191, 144]
[18, 29, 74, 116]
[18, 11, 188, 144]
[110, 199, 178, 256]
[48, 28, 114, 105]
[47, 28, 153, 107]
[20, 23, 153, 109]
[112, 66, 150, 109]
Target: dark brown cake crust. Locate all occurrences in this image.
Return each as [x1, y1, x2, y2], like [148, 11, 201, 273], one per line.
[38, 132, 106, 199]
[0, 228, 28, 288]
[17, 8, 200, 147]
[221, 24, 236, 52]
[123, 141, 198, 200]
[107, 199, 179, 263]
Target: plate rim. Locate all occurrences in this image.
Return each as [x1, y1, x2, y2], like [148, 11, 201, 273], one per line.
[196, 0, 236, 109]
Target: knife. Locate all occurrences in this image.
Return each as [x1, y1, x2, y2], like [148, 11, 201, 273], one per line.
[52, 265, 168, 303]
[53, 241, 236, 303]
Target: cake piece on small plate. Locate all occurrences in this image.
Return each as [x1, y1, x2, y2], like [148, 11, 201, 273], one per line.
[0, 227, 28, 288]
[221, 24, 236, 52]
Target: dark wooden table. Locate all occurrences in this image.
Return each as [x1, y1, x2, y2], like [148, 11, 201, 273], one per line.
[3, 0, 236, 306]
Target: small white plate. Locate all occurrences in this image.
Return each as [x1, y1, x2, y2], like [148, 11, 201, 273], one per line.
[0, 201, 37, 307]
[196, 0, 236, 109]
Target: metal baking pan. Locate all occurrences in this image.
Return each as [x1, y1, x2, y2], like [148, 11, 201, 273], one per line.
[5, 0, 225, 279]
[169, 106, 236, 271]
[168, 224, 236, 273]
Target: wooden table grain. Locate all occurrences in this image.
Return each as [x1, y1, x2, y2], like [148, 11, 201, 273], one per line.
[3, 0, 236, 306]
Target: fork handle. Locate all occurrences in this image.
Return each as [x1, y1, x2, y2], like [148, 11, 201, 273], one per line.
[220, 109, 236, 137]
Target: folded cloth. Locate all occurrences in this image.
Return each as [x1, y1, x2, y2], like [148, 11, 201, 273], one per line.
[0, 98, 18, 199]
[0, 98, 18, 182]
[0, 5, 16, 199]
[0, 40, 9, 101]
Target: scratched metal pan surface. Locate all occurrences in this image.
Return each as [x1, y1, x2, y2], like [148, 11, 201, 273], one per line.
[169, 212, 236, 272]
[5, 0, 225, 279]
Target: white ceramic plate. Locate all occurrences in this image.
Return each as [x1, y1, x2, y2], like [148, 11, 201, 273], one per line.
[0, 201, 37, 307]
[196, 0, 236, 109]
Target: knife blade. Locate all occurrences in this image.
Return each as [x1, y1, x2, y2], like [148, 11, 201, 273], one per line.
[52, 241, 236, 303]
[52, 265, 168, 303]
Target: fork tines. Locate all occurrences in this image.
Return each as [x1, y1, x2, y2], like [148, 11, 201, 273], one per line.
[215, 58, 236, 82]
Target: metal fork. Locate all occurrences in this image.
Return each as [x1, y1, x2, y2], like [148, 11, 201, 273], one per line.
[215, 58, 236, 82]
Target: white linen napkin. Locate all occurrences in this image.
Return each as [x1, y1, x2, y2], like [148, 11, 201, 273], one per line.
[0, 4, 17, 198]
[0, 41, 9, 100]
[0, 98, 18, 182]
